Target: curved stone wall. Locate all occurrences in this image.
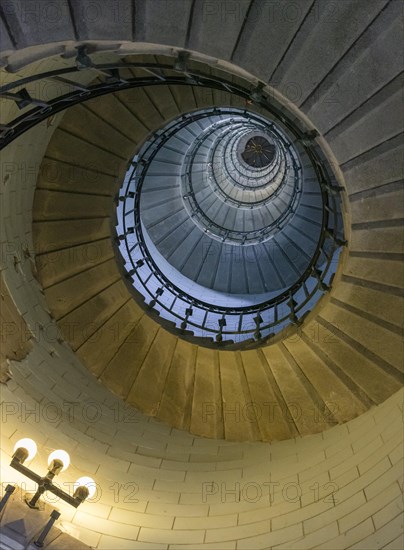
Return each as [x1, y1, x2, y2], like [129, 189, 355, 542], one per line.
[0, 1, 403, 547]
[1, 348, 403, 548]
[0, 52, 402, 548]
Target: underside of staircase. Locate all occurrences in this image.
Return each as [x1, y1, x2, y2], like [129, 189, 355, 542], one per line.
[0, 1, 403, 549]
[29, 48, 403, 442]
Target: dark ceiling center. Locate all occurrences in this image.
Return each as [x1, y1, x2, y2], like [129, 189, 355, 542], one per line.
[241, 136, 276, 168]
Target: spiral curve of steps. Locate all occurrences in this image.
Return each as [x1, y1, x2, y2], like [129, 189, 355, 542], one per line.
[0, 3, 403, 550]
[115, 105, 342, 346]
[24, 35, 403, 441]
[0, 0, 400, 443]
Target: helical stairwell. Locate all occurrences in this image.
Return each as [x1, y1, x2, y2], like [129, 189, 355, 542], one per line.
[115, 106, 344, 347]
[22, 51, 402, 443]
[0, 1, 403, 548]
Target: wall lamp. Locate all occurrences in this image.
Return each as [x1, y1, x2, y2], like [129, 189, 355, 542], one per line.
[4, 438, 96, 510]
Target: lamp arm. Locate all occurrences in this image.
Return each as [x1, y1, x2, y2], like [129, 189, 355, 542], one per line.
[49, 483, 81, 507]
[10, 459, 42, 484]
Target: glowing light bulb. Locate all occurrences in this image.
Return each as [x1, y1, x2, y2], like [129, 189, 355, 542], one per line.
[74, 476, 96, 499]
[13, 438, 37, 461]
[47, 449, 70, 472]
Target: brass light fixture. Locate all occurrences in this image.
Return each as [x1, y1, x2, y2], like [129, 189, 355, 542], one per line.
[8, 438, 96, 509]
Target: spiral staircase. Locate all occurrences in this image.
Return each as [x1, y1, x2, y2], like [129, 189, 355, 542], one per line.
[26, 51, 402, 442]
[0, 0, 403, 548]
[116, 105, 342, 345]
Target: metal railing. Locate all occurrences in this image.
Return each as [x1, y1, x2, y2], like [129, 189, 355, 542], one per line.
[181, 115, 302, 245]
[0, 49, 346, 348]
[116, 107, 345, 348]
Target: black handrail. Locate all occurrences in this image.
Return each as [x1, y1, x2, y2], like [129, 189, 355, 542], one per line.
[182, 116, 302, 244]
[0, 51, 346, 347]
[116, 107, 345, 347]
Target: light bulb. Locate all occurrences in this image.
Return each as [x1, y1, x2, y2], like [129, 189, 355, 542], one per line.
[74, 476, 96, 499]
[13, 438, 37, 461]
[47, 449, 70, 472]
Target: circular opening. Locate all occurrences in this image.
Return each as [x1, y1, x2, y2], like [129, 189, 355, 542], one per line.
[241, 136, 276, 168]
[113, 103, 345, 349]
